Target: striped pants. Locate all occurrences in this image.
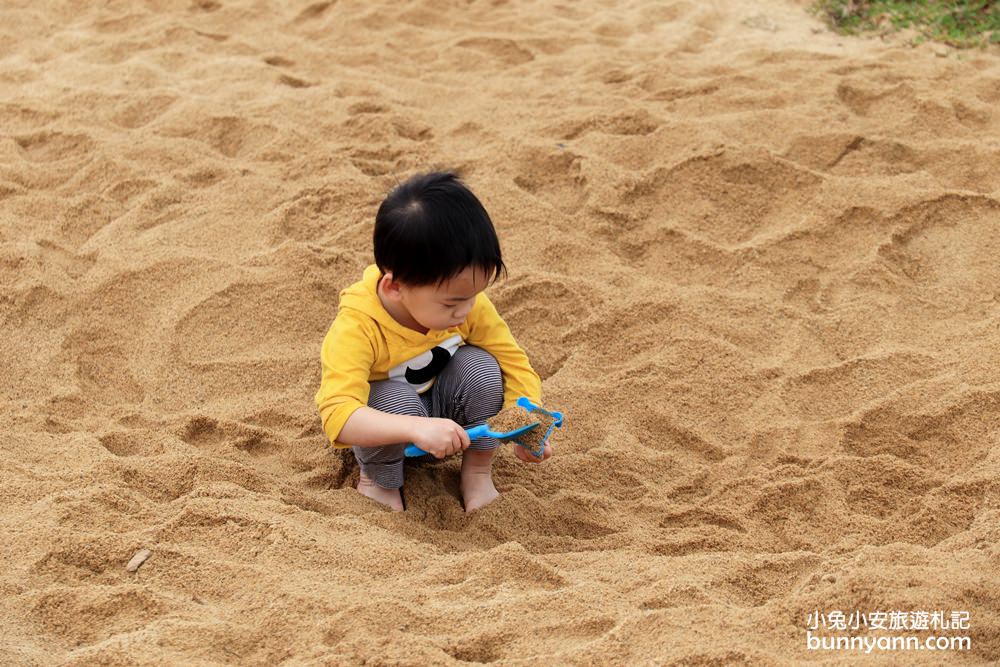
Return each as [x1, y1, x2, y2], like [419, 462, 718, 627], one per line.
[354, 345, 504, 489]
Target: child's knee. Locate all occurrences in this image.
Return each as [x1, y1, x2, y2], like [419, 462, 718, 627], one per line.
[367, 379, 427, 416]
[456, 346, 502, 392]
[459, 344, 500, 368]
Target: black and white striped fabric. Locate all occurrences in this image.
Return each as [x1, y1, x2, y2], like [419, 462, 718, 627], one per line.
[353, 345, 504, 489]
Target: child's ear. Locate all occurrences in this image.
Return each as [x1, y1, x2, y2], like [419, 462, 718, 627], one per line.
[380, 272, 403, 300]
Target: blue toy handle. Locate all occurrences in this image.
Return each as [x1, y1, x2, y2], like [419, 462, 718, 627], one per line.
[404, 424, 490, 457]
[402, 399, 564, 458]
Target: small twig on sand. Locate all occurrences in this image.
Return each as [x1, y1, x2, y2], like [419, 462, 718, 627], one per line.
[125, 548, 152, 573]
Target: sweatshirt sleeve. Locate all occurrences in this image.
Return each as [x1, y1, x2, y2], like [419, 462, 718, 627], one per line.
[314, 311, 376, 449]
[466, 292, 543, 409]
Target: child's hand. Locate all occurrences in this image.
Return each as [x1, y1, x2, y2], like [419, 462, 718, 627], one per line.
[411, 417, 471, 459]
[513, 439, 553, 464]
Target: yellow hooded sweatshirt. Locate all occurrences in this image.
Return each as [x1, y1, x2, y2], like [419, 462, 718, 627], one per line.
[315, 264, 543, 449]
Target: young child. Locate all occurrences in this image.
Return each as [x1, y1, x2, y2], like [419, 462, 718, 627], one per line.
[314, 170, 553, 513]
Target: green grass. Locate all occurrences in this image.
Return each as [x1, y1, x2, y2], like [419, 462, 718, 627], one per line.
[812, 1, 1000, 48]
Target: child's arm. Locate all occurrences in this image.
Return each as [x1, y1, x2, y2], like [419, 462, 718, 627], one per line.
[339, 407, 470, 457]
[337, 407, 420, 446]
[315, 311, 377, 448]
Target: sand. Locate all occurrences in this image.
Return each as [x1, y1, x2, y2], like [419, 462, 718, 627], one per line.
[2, 0, 999, 664]
[489, 405, 556, 453]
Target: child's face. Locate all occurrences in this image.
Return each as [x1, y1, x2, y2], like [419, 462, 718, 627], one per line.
[383, 265, 491, 333]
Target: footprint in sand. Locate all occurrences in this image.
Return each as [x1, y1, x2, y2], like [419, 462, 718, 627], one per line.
[15, 131, 94, 162]
[0, 103, 60, 133]
[180, 414, 282, 458]
[620, 145, 824, 249]
[61, 327, 145, 407]
[877, 195, 1000, 311]
[544, 108, 661, 140]
[98, 431, 165, 457]
[455, 37, 534, 66]
[490, 276, 593, 379]
[111, 95, 177, 129]
[158, 116, 277, 158]
[511, 144, 588, 214]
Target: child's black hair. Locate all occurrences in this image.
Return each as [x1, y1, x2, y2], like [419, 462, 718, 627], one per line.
[373, 170, 507, 287]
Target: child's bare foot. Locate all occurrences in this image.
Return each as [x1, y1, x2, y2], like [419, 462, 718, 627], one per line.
[461, 448, 500, 512]
[356, 471, 404, 511]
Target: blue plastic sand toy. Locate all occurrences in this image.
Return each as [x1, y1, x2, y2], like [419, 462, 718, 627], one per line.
[404, 397, 564, 458]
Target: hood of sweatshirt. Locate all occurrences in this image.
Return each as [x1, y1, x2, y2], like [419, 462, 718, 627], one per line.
[337, 264, 450, 343]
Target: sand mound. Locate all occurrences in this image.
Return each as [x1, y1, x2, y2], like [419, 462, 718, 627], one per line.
[2, 0, 998, 664]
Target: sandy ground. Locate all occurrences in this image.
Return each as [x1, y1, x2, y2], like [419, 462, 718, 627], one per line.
[2, 0, 999, 664]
